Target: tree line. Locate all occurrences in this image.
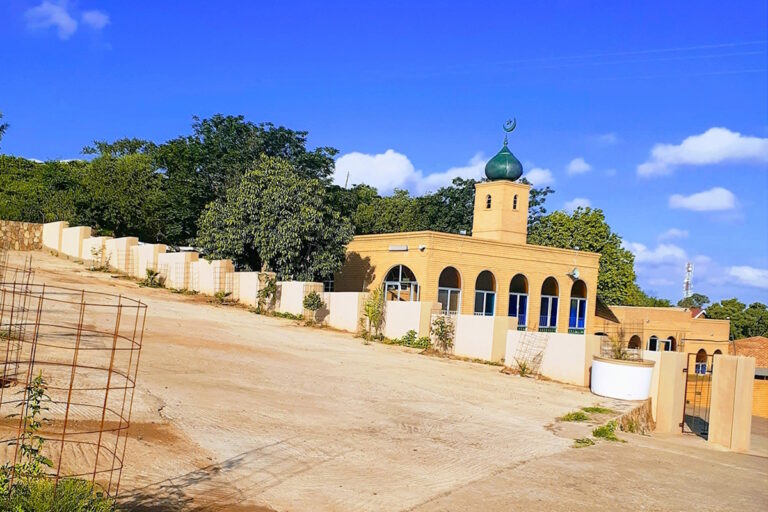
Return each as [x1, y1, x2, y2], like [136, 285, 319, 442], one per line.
[2, 112, 763, 332]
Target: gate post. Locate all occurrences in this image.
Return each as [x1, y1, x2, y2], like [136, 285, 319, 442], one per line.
[654, 351, 687, 434]
[709, 355, 755, 452]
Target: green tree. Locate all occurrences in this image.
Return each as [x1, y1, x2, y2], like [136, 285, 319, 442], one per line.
[196, 155, 353, 280]
[519, 177, 554, 230]
[80, 153, 166, 239]
[707, 299, 768, 340]
[0, 111, 8, 148]
[82, 137, 157, 156]
[528, 207, 638, 305]
[677, 293, 710, 309]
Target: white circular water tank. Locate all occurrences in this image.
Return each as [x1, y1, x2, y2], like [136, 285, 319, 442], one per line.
[591, 356, 655, 401]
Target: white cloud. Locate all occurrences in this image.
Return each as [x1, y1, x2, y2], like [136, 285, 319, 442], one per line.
[334, 149, 417, 194]
[564, 197, 591, 213]
[669, 187, 736, 212]
[566, 157, 592, 175]
[658, 228, 689, 241]
[525, 167, 554, 186]
[596, 133, 618, 145]
[624, 241, 687, 265]
[25, 1, 77, 39]
[638, 127, 768, 176]
[81, 10, 109, 30]
[727, 266, 768, 290]
[415, 153, 486, 194]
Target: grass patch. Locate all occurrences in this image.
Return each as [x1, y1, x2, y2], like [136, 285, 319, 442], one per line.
[170, 288, 198, 295]
[592, 420, 622, 442]
[273, 311, 303, 320]
[581, 406, 615, 415]
[559, 411, 589, 422]
[0, 478, 114, 511]
[572, 437, 595, 448]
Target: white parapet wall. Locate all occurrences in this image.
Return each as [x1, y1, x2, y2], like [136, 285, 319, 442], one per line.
[276, 281, 324, 316]
[81, 236, 113, 266]
[42, 221, 68, 252]
[191, 259, 234, 295]
[130, 243, 167, 279]
[61, 226, 92, 259]
[504, 331, 601, 386]
[157, 251, 199, 290]
[454, 315, 515, 362]
[233, 271, 263, 307]
[105, 237, 138, 273]
[322, 292, 368, 333]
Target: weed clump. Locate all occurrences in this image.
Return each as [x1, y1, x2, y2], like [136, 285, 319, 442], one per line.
[581, 406, 615, 415]
[592, 420, 621, 442]
[572, 438, 595, 448]
[559, 411, 589, 422]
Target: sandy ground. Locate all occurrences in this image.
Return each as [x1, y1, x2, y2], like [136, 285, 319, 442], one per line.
[5, 251, 768, 511]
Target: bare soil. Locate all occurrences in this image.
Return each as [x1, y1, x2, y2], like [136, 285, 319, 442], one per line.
[6, 252, 768, 511]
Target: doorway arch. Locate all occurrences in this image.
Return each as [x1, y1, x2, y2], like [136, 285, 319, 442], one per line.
[383, 265, 419, 301]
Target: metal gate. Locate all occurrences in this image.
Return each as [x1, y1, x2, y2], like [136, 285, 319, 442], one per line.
[682, 353, 714, 438]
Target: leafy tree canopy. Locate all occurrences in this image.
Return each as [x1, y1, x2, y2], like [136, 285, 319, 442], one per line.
[196, 155, 353, 280]
[0, 111, 8, 148]
[677, 293, 710, 309]
[706, 299, 768, 340]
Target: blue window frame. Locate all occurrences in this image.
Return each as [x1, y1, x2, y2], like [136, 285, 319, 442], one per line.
[569, 298, 586, 330]
[509, 293, 528, 327]
[475, 291, 495, 316]
[540, 295, 558, 328]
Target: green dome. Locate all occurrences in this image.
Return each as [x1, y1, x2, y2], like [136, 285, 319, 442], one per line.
[484, 141, 523, 181]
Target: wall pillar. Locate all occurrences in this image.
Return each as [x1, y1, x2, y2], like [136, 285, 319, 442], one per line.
[654, 351, 687, 434]
[709, 355, 755, 452]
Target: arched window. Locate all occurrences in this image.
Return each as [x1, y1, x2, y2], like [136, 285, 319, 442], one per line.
[486, 194, 492, 209]
[539, 277, 559, 331]
[383, 265, 419, 302]
[665, 336, 676, 351]
[513, 194, 518, 210]
[695, 349, 708, 375]
[568, 280, 588, 333]
[648, 335, 659, 351]
[628, 335, 642, 350]
[508, 274, 528, 328]
[474, 270, 496, 316]
[714, 349, 722, 355]
[437, 266, 461, 314]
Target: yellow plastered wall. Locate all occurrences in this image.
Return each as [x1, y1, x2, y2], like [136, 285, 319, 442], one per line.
[42, 221, 68, 252]
[472, 181, 530, 244]
[653, 351, 687, 433]
[60, 226, 92, 259]
[709, 355, 755, 452]
[336, 231, 599, 335]
[81, 236, 112, 266]
[105, 237, 138, 273]
[752, 379, 768, 418]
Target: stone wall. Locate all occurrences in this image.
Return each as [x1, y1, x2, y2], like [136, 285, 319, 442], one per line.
[0, 220, 43, 251]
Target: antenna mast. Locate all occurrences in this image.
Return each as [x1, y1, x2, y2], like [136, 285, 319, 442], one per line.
[683, 262, 694, 299]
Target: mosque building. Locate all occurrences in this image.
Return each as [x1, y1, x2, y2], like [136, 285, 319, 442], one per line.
[334, 120, 729, 355]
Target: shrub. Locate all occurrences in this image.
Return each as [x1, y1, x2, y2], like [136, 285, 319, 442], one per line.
[431, 315, 454, 352]
[212, 291, 233, 305]
[139, 268, 164, 288]
[362, 288, 385, 340]
[559, 411, 589, 422]
[302, 290, 325, 325]
[515, 358, 530, 377]
[395, 330, 431, 349]
[572, 438, 595, 448]
[592, 420, 621, 442]
[0, 478, 114, 512]
[257, 275, 277, 313]
[581, 406, 615, 415]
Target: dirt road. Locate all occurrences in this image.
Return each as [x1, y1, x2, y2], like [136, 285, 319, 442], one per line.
[6, 252, 768, 511]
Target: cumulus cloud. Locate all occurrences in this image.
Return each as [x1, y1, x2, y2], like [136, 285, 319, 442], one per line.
[727, 266, 768, 290]
[25, 2, 109, 39]
[415, 153, 486, 194]
[564, 198, 591, 213]
[81, 10, 109, 29]
[525, 167, 554, 186]
[668, 187, 736, 212]
[25, 1, 77, 39]
[658, 228, 689, 241]
[637, 127, 768, 176]
[566, 157, 592, 175]
[624, 241, 687, 265]
[334, 150, 417, 194]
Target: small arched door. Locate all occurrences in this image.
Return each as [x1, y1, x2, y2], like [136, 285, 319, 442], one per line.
[437, 266, 462, 314]
[539, 277, 559, 331]
[508, 274, 528, 328]
[383, 265, 419, 301]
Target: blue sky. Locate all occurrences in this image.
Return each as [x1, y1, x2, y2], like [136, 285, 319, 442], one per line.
[1, 1, 767, 304]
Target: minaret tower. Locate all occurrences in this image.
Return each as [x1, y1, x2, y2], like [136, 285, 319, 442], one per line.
[472, 118, 531, 245]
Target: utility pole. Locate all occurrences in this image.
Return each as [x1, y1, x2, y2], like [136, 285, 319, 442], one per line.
[683, 262, 693, 299]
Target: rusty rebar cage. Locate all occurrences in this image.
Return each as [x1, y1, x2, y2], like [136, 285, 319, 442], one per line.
[0, 283, 146, 498]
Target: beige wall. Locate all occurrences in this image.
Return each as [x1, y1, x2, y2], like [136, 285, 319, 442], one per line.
[191, 259, 234, 295]
[42, 221, 68, 252]
[131, 243, 167, 279]
[61, 226, 92, 259]
[157, 251, 199, 290]
[337, 231, 600, 336]
[504, 331, 599, 386]
[653, 351, 687, 434]
[105, 237, 138, 273]
[81, 236, 112, 266]
[277, 281, 324, 316]
[322, 292, 367, 333]
[383, 301, 423, 339]
[709, 355, 755, 452]
[454, 315, 515, 362]
[233, 271, 271, 307]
